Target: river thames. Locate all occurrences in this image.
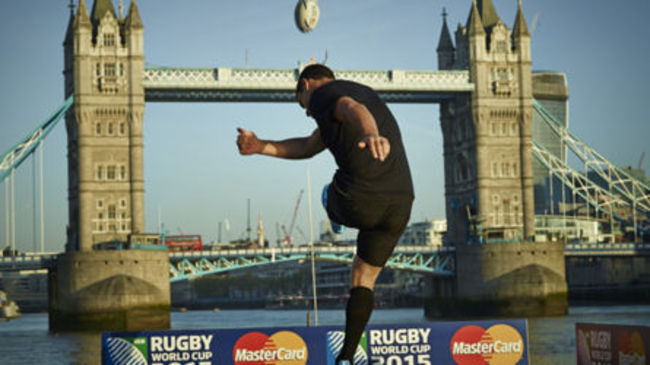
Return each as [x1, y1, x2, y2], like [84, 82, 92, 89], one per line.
[0, 305, 648, 364]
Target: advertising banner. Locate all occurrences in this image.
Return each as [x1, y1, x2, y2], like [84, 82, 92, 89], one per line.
[576, 323, 650, 365]
[102, 318, 529, 365]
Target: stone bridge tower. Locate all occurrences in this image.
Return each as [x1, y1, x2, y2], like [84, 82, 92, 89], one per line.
[64, 0, 144, 251]
[430, 0, 567, 317]
[51, 0, 169, 332]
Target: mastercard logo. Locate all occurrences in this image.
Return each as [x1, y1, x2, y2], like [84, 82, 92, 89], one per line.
[450, 324, 524, 365]
[233, 331, 308, 365]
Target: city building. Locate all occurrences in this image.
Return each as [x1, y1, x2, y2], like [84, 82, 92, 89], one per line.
[531, 72, 570, 215]
[398, 219, 447, 247]
[534, 215, 600, 243]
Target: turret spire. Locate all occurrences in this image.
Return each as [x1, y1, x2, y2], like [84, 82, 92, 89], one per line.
[437, 7, 454, 52]
[513, 0, 530, 37]
[468, 0, 485, 36]
[64, 0, 76, 45]
[125, 0, 143, 29]
[74, 0, 91, 28]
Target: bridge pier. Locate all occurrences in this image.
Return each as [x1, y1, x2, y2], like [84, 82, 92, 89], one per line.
[48, 251, 170, 332]
[425, 241, 568, 318]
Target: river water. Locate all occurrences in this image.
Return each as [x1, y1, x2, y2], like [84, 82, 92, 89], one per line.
[0, 305, 648, 364]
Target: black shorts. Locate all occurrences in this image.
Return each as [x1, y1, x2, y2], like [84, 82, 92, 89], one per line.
[326, 183, 413, 267]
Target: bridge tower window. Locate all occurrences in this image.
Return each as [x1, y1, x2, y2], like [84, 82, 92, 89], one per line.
[120, 165, 126, 180]
[96, 123, 102, 136]
[103, 33, 115, 47]
[107, 166, 116, 180]
[104, 63, 116, 77]
[108, 205, 116, 219]
[96, 165, 103, 181]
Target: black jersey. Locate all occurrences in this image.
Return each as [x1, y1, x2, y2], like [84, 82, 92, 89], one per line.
[309, 80, 414, 199]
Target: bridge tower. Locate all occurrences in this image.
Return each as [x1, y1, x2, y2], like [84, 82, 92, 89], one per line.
[50, 0, 169, 332]
[429, 0, 568, 317]
[64, 0, 145, 251]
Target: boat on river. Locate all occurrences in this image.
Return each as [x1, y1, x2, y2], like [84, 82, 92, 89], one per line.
[0, 290, 20, 321]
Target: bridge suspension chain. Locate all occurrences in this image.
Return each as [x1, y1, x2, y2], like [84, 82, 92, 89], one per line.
[532, 141, 627, 222]
[0, 96, 73, 184]
[533, 99, 650, 214]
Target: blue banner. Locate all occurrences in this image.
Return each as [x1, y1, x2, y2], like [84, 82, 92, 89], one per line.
[102, 319, 529, 365]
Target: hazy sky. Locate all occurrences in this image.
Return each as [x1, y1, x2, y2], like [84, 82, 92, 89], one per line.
[1, 1, 649, 252]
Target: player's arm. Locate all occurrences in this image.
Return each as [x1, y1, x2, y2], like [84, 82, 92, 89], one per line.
[332, 96, 390, 161]
[236, 128, 325, 159]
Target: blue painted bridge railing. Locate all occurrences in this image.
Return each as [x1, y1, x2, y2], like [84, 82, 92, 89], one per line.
[168, 245, 456, 282]
[4, 243, 649, 281]
[0, 245, 455, 281]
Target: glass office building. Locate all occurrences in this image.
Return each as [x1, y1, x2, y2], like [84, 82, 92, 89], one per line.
[531, 71, 569, 214]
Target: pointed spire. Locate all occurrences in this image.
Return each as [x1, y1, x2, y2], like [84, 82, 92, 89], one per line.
[468, 0, 485, 36]
[91, 0, 117, 24]
[74, 0, 91, 28]
[513, 0, 530, 37]
[64, 0, 76, 44]
[437, 8, 454, 51]
[466, 0, 501, 31]
[477, 0, 501, 29]
[125, 0, 143, 29]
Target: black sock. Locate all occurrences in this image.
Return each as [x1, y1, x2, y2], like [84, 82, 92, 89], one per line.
[337, 286, 374, 362]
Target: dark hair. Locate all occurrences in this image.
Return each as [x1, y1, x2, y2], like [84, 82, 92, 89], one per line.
[296, 64, 335, 93]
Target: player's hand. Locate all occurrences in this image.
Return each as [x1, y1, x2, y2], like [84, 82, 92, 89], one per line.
[358, 134, 390, 162]
[236, 128, 264, 155]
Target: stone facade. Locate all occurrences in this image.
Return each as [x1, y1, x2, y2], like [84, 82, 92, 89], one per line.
[64, 0, 145, 251]
[431, 0, 568, 317]
[52, 0, 169, 333]
[438, 0, 534, 244]
[49, 250, 170, 331]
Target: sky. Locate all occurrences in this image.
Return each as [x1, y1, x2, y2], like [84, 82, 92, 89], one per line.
[1, 0, 649, 252]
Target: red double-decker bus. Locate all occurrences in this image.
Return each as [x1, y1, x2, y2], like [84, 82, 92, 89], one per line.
[164, 234, 203, 252]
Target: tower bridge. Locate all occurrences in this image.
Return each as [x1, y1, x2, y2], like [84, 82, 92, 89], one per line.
[1, 0, 649, 331]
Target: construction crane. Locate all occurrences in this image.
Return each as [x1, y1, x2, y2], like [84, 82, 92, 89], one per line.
[281, 189, 304, 246]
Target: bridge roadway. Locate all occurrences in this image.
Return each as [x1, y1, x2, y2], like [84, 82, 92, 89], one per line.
[1, 243, 648, 282]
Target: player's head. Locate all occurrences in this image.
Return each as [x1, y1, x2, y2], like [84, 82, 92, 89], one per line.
[296, 64, 335, 93]
[296, 64, 335, 114]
